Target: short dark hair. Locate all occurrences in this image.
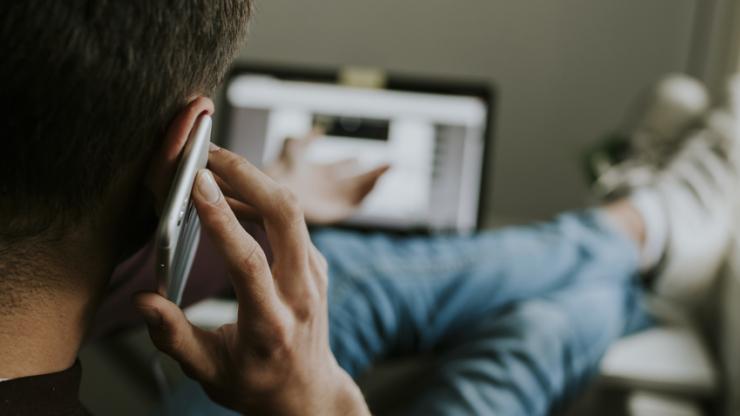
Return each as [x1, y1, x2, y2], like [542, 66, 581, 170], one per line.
[0, 1, 251, 241]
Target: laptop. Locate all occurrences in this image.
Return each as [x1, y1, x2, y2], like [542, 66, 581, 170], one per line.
[219, 63, 495, 233]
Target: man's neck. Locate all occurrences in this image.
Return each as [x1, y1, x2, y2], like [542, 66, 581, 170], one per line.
[0, 239, 112, 379]
[0, 293, 90, 379]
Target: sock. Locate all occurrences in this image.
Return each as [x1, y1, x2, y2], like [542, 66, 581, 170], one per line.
[629, 189, 668, 272]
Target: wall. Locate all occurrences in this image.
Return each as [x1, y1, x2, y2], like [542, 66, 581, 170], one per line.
[689, 0, 740, 96]
[232, 0, 696, 225]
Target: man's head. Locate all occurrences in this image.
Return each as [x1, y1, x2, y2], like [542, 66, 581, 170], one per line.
[0, 1, 251, 313]
[0, 1, 250, 245]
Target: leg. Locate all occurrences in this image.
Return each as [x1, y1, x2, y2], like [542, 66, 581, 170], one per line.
[402, 281, 652, 416]
[317, 209, 641, 377]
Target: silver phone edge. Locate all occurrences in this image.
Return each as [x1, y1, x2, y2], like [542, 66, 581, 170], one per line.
[155, 114, 212, 305]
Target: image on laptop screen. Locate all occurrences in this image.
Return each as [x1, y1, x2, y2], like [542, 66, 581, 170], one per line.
[222, 68, 491, 233]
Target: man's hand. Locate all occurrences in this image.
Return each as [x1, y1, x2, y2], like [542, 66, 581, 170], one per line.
[265, 130, 390, 225]
[133, 145, 369, 415]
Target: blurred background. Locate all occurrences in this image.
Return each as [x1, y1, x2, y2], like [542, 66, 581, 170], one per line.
[81, 1, 740, 415]
[228, 0, 738, 225]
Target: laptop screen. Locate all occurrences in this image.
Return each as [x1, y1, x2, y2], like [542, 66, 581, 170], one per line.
[222, 69, 490, 233]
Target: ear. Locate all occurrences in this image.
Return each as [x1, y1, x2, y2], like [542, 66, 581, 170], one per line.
[146, 96, 215, 211]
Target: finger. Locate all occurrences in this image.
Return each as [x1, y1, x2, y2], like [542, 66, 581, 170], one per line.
[207, 146, 311, 271]
[279, 137, 301, 163]
[225, 196, 261, 221]
[213, 173, 239, 200]
[192, 169, 280, 315]
[214, 173, 261, 218]
[280, 128, 325, 161]
[133, 292, 220, 382]
[347, 164, 391, 203]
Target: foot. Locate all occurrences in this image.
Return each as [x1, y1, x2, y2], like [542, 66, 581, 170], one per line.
[649, 122, 738, 306]
[600, 76, 740, 307]
[594, 74, 710, 199]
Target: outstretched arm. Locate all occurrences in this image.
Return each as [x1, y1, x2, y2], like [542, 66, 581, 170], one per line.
[264, 130, 390, 225]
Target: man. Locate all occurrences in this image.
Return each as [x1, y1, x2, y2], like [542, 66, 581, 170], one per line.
[0, 2, 736, 416]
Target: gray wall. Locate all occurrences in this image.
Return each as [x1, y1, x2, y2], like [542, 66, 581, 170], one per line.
[233, 0, 696, 225]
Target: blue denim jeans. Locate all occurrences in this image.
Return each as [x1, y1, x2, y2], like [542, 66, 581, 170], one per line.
[155, 210, 651, 416]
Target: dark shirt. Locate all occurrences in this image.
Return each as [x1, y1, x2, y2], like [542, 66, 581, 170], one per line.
[0, 362, 89, 416]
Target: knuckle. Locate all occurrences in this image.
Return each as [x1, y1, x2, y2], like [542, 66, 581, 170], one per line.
[293, 303, 314, 323]
[292, 285, 320, 322]
[209, 203, 233, 225]
[227, 153, 252, 175]
[272, 186, 303, 222]
[155, 326, 184, 355]
[258, 319, 293, 360]
[272, 324, 292, 351]
[201, 203, 238, 235]
[274, 185, 300, 209]
[239, 243, 267, 272]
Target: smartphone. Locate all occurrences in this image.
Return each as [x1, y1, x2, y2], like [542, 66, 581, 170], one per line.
[155, 114, 212, 305]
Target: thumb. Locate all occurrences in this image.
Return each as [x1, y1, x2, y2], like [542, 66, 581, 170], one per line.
[133, 292, 220, 382]
[350, 164, 391, 203]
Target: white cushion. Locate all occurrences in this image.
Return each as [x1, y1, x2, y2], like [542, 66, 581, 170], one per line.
[600, 326, 717, 397]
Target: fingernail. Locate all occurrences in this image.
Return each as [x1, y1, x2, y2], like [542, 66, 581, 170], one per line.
[209, 143, 220, 153]
[196, 170, 221, 203]
[138, 307, 162, 328]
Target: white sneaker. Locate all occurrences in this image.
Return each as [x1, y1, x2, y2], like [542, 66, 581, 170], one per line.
[640, 79, 740, 307]
[594, 74, 710, 198]
[630, 74, 711, 164]
[595, 75, 740, 308]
